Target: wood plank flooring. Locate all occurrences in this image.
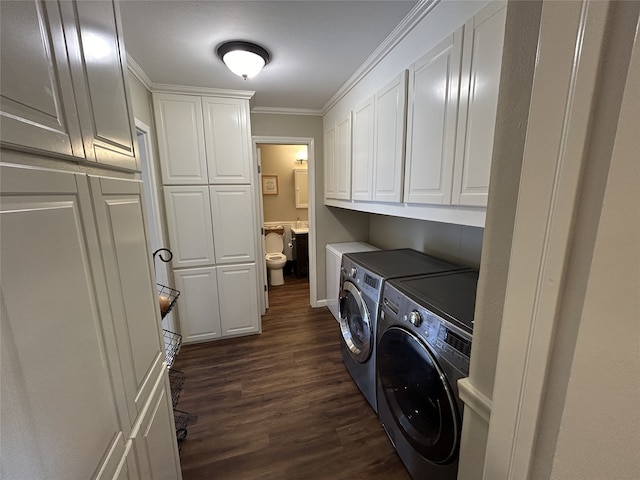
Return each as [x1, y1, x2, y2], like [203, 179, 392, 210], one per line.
[172, 275, 410, 480]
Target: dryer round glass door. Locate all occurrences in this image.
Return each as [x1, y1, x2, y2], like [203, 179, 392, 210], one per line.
[377, 327, 460, 464]
[338, 281, 372, 363]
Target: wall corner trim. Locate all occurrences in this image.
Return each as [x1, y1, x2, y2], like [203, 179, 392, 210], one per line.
[458, 377, 492, 423]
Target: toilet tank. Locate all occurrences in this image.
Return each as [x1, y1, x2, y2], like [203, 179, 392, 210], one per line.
[325, 242, 379, 322]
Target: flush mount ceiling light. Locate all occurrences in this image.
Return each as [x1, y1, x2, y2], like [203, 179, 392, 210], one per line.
[216, 41, 270, 80]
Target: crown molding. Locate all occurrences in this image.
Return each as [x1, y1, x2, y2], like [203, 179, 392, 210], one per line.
[126, 52, 153, 90]
[152, 83, 255, 100]
[320, 0, 440, 115]
[250, 106, 322, 116]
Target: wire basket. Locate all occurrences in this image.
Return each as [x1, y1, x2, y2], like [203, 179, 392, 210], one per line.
[174, 409, 189, 450]
[157, 283, 180, 319]
[169, 369, 186, 409]
[163, 329, 182, 369]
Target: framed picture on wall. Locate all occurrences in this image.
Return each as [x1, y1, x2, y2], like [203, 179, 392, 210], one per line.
[262, 175, 278, 195]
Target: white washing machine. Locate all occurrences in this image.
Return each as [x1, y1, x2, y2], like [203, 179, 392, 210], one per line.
[325, 242, 379, 322]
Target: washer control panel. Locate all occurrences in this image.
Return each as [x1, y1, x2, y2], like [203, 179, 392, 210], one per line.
[340, 256, 385, 301]
[381, 282, 471, 374]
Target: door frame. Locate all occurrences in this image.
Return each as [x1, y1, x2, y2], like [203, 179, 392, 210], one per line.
[252, 136, 318, 312]
[135, 118, 175, 331]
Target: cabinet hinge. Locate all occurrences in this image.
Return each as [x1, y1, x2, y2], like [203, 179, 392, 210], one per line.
[261, 227, 264, 235]
[264, 285, 267, 292]
[258, 165, 261, 174]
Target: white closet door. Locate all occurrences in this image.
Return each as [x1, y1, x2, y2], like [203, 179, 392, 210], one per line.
[173, 267, 221, 343]
[153, 93, 208, 184]
[0, 0, 83, 157]
[453, 2, 507, 206]
[0, 165, 125, 479]
[218, 263, 260, 337]
[210, 185, 256, 264]
[374, 70, 408, 203]
[203, 96, 252, 184]
[163, 186, 215, 267]
[351, 96, 375, 201]
[404, 29, 463, 205]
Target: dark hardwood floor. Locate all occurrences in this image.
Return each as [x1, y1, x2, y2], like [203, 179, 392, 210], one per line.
[172, 275, 410, 480]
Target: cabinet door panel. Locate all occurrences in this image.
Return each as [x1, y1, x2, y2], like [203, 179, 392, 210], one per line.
[405, 30, 463, 205]
[203, 97, 252, 184]
[0, 166, 125, 478]
[163, 186, 216, 267]
[154, 93, 208, 184]
[173, 267, 221, 343]
[324, 125, 336, 200]
[132, 370, 182, 480]
[334, 112, 352, 200]
[453, 2, 507, 206]
[351, 96, 375, 201]
[89, 175, 165, 420]
[374, 71, 408, 203]
[210, 185, 256, 264]
[218, 263, 260, 337]
[0, 0, 83, 158]
[63, 0, 137, 170]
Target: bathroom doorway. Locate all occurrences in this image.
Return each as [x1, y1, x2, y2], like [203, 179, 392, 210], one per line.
[253, 136, 317, 315]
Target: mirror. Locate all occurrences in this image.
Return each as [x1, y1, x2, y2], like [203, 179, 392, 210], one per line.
[294, 169, 308, 208]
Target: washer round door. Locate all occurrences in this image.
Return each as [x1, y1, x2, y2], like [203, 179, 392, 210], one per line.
[338, 281, 373, 363]
[377, 326, 460, 464]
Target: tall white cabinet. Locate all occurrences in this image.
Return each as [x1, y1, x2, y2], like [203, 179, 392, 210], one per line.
[0, 2, 182, 478]
[153, 91, 261, 344]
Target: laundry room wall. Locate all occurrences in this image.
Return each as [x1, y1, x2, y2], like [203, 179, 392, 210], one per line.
[260, 144, 308, 224]
[368, 215, 483, 269]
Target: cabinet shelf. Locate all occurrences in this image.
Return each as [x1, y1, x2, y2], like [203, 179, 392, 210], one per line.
[163, 329, 182, 369]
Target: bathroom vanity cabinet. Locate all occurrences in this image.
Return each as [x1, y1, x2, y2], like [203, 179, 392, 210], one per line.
[292, 231, 309, 278]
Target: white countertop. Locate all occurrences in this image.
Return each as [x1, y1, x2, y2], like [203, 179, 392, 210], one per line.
[291, 226, 308, 234]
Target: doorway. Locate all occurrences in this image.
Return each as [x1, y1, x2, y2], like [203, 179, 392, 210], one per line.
[253, 136, 318, 315]
[136, 119, 175, 332]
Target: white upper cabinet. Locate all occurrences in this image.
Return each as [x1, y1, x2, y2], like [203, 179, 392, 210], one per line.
[324, 124, 336, 199]
[163, 186, 216, 268]
[404, 29, 463, 205]
[153, 93, 208, 185]
[209, 185, 256, 264]
[324, 111, 352, 201]
[1, 0, 137, 170]
[373, 70, 408, 203]
[64, 0, 138, 171]
[453, 1, 507, 206]
[351, 96, 376, 201]
[203, 97, 252, 184]
[334, 112, 353, 200]
[0, 0, 83, 158]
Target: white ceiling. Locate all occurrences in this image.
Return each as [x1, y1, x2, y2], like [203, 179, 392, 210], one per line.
[119, 1, 418, 113]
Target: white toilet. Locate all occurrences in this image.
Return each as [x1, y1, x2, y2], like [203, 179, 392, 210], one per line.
[265, 232, 287, 286]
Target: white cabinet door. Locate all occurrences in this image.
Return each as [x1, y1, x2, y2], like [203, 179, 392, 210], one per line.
[374, 70, 408, 203]
[218, 263, 261, 337]
[0, 0, 83, 158]
[294, 169, 309, 208]
[324, 124, 336, 200]
[163, 186, 216, 268]
[154, 93, 208, 184]
[131, 369, 182, 480]
[203, 97, 252, 184]
[0, 165, 127, 478]
[351, 96, 375, 201]
[404, 29, 463, 205]
[453, 1, 507, 206]
[173, 267, 221, 343]
[210, 185, 256, 264]
[334, 111, 352, 200]
[64, 0, 138, 171]
[89, 175, 165, 422]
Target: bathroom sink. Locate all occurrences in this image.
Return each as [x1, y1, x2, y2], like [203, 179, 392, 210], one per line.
[291, 226, 308, 234]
